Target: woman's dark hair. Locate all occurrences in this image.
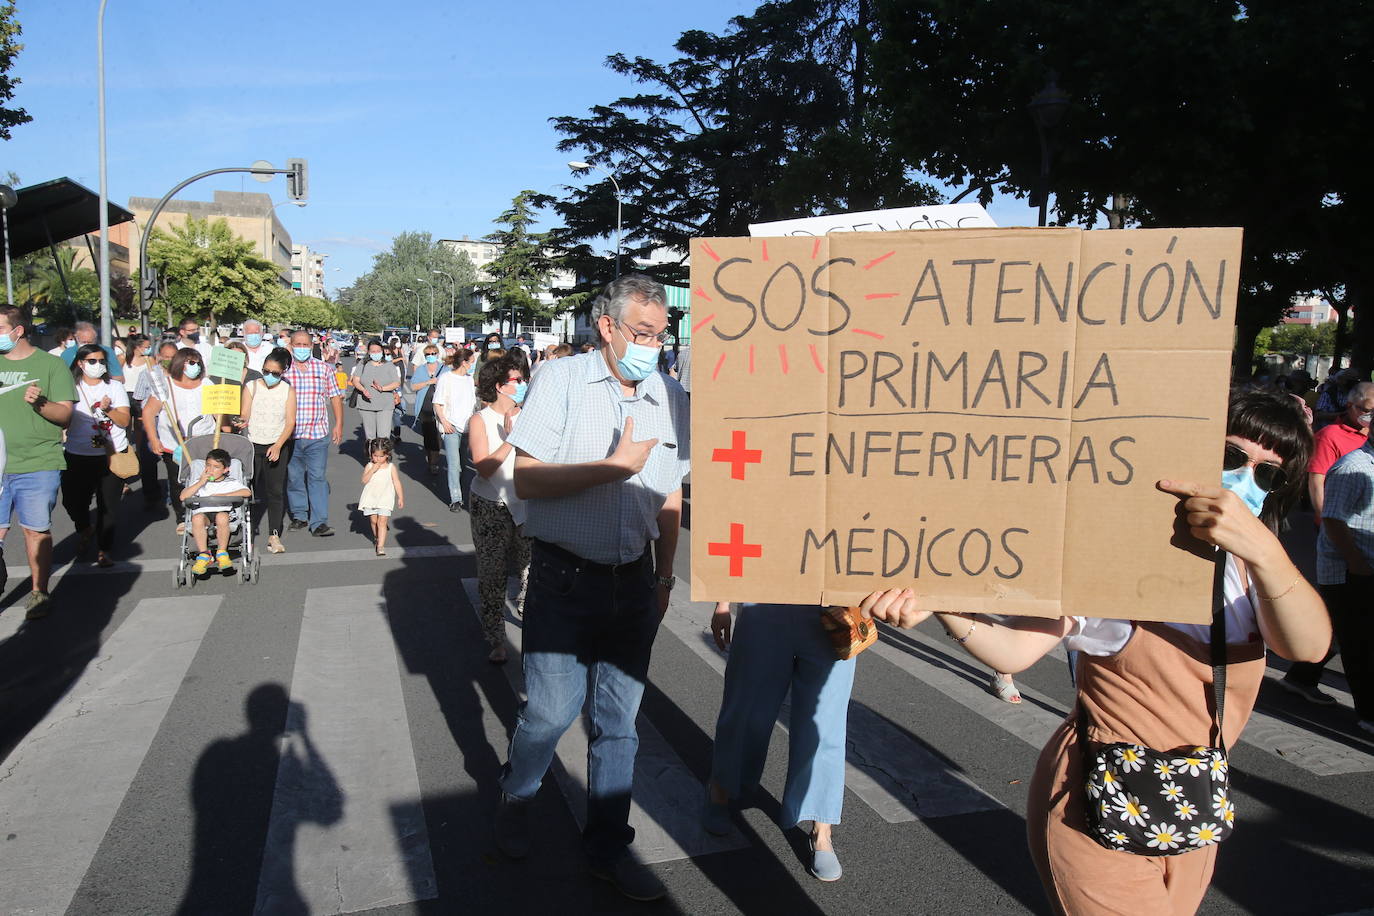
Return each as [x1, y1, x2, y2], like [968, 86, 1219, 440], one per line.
[508, 345, 530, 377]
[262, 346, 292, 375]
[476, 354, 519, 404]
[169, 346, 203, 381]
[124, 332, 150, 355]
[367, 337, 384, 351]
[70, 343, 111, 381]
[1227, 386, 1313, 529]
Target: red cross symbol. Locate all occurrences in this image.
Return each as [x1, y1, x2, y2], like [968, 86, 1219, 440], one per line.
[708, 523, 763, 577]
[712, 430, 763, 480]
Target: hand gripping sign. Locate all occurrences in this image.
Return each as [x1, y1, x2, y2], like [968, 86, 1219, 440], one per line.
[689, 228, 1242, 624]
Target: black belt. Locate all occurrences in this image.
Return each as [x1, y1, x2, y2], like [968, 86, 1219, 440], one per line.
[533, 539, 650, 574]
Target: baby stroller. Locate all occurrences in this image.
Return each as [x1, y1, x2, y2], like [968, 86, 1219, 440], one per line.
[173, 421, 260, 587]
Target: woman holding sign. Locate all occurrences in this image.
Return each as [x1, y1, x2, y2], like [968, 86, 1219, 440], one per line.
[873, 388, 1330, 915]
[142, 348, 215, 533]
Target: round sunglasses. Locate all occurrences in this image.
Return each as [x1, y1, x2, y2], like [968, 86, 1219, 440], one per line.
[1223, 443, 1287, 492]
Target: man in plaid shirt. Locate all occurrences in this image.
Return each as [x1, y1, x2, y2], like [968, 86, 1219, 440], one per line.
[284, 329, 344, 537]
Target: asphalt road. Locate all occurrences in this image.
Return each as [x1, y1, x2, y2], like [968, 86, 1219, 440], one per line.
[1, 404, 1371, 916]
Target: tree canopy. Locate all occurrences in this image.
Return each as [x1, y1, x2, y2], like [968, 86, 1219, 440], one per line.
[145, 215, 283, 329]
[482, 190, 559, 333]
[548, 0, 938, 296]
[345, 232, 479, 333]
[0, 2, 32, 140]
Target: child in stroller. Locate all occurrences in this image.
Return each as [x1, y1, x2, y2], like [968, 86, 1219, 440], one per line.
[182, 447, 250, 576]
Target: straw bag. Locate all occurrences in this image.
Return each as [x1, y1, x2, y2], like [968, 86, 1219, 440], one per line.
[819, 606, 879, 660]
[108, 443, 140, 479]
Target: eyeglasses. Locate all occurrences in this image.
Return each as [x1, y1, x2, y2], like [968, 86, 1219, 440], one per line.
[503, 375, 523, 384]
[615, 319, 673, 347]
[1223, 443, 1287, 493]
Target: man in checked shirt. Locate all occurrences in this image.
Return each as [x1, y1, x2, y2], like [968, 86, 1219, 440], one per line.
[493, 275, 689, 901]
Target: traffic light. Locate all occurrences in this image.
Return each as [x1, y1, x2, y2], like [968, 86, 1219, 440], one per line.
[286, 158, 308, 202]
[142, 268, 159, 303]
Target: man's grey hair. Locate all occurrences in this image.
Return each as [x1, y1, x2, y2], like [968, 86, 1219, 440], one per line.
[74, 321, 96, 340]
[1349, 381, 1374, 402]
[590, 274, 667, 325]
[243, 318, 263, 333]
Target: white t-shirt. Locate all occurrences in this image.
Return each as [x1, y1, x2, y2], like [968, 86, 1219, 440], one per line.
[153, 381, 216, 446]
[243, 342, 275, 372]
[432, 371, 476, 426]
[1065, 554, 1261, 656]
[67, 379, 130, 456]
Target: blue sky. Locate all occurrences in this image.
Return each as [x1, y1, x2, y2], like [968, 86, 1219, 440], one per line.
[3, 0, 1038, 294]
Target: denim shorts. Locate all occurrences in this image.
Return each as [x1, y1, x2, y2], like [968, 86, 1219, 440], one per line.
[0, 469, 63, 532]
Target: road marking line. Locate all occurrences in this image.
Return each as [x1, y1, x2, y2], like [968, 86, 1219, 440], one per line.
[0, 596, 221, 916]
[659, 597, 1003, 822]
[461, 579, 749, 864]
[5, 542, 474, 584]
[255, 586, 437, 915]
[874, 624, 1374, 776]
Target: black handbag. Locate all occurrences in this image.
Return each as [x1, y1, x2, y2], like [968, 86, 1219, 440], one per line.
[1079, 552, 1235, 856]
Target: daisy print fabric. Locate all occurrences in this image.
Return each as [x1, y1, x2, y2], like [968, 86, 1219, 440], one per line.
[1084, 743, 1234, 856]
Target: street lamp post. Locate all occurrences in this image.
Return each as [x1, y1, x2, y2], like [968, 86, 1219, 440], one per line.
[431, 269, 457, 326]
[568, 160, 622, 278]
[262, 200, 306, 277]
[415, 277, 434, 329]
[402, 287, 421, 332]
[1027, 78, 1071, 228]
[96, 0, 112, 345]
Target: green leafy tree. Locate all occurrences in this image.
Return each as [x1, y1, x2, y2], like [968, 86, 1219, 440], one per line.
[483, 190, 559, 334]
[17, 248, 99, 323]
[347, 231, 479, 333]
[0, 2, 32, 140]
[145, 215, 283, 329]
[549, 0, 938, 299]
[1255, 321, 1336, 360]
[868, 0, 1373, 373]
[262, 289, 339, 329]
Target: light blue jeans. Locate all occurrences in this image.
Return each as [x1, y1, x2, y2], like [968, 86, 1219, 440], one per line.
[711, 603, 856, 827]
[441, 429, 474, 507]
[286, 435, 330, 530]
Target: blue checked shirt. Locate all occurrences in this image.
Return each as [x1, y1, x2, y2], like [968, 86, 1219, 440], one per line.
[1316, 442, 1374, 584]
[509, 351, 690, 565]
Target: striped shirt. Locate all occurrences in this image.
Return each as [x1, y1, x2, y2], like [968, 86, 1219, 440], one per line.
[1316, 442, 1374, 584]
[509, 351, 690, 564]
[283, 357, 343, 440]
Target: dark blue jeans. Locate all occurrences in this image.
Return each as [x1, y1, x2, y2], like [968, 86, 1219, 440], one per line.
[499, 540, 659, 864]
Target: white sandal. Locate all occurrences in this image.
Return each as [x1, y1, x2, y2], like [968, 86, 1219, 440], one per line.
[989, 674, 1022, 704]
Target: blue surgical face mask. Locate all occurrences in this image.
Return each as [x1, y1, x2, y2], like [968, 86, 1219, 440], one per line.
[425, 354, 438, 364]
[0, 333, 14, 353]
[614, 323, 660, 382]
[292, 346, 312, 362]
[245, 333, 263, 348]
[370, 351, 383, 362]
[277, 336, 289, 347]
[64, 338, 76, 349]
[1221, 467, 1268, 518]
[142, 346, 152, 356]
[512, 381, 528, 405]
[184, 362, 203, 380]
[262, 372, 281, 387]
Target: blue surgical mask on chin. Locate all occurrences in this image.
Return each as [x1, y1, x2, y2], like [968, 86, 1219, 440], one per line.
[292, 346, 312, 362]
[1221, 467, 1268, 518]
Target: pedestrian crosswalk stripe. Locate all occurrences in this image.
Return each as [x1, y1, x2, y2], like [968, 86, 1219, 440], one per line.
[460, 579, 751, 865]
[255, 586, 437, 915]
[873, 622, 1374, 776]
[0, 596, 222, 916]
[659, 596, 1004, 822]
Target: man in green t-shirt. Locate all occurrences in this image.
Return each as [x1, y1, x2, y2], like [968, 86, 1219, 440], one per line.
[0, 305, 75, 619]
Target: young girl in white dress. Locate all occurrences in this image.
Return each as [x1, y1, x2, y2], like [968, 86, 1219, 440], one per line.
[360, 437, 404, 556]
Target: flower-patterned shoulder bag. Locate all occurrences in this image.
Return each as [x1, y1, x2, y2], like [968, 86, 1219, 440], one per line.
[1078, 552, 1233, 855]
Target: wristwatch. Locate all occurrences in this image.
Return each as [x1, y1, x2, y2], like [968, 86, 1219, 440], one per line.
[656, 575, 676, 591]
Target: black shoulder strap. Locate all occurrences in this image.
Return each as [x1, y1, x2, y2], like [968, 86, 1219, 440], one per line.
[1210, 549, 1229, 751]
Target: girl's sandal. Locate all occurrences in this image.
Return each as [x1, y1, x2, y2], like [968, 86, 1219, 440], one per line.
[989, 674, 1022, 704]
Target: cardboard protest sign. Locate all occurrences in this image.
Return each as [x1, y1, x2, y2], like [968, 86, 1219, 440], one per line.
[207, 346, 246, 380]
[200, 383, 242, 415]
[689, 228, 1241, 624]
[749, 203, 995, 237]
